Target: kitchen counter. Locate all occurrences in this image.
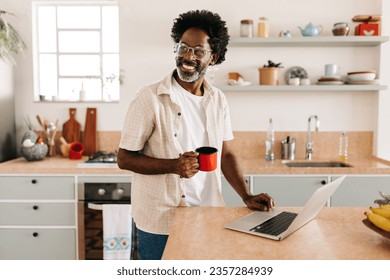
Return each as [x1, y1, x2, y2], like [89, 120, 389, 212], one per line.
[0, 156, 130, 175]
[1, 156, 390, 175]
[162, 207, 390, 260]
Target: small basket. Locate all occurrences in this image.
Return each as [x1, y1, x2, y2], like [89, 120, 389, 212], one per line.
[21, 144, 48, 161]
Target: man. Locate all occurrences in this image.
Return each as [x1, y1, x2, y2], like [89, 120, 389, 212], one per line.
[117, 10, 274, 260]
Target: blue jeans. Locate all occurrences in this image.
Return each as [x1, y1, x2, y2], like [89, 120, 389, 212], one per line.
[136, 227, 168, 260]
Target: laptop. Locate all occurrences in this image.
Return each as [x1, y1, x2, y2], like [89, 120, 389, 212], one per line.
[225, 175, 346, 240]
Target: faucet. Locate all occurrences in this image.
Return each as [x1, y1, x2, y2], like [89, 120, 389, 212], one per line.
[305, 115, 319, 160]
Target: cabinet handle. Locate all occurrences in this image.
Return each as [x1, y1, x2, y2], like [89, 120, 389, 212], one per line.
[31, 179, 37, 184]
[33, 205, 39, 210]
[32, 232, 39, 237]
[321, 180, 327, 185]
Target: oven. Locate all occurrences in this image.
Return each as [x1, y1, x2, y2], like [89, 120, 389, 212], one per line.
[77, 176, 137, 260]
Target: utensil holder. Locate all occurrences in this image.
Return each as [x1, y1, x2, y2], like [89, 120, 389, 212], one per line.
[281, 141, 296, 160]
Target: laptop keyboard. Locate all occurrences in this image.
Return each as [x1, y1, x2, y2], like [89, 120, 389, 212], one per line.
[249, 211, 298, 236]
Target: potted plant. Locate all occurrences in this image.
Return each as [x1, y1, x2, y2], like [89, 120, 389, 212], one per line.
[0, 10, 26, 65]
[259, 60, 283, 85]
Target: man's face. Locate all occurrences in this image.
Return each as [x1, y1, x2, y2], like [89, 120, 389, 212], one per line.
[175, 28, 215, 83]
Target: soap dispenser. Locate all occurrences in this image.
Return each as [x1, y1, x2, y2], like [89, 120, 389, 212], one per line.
[265, 118, 275, 161]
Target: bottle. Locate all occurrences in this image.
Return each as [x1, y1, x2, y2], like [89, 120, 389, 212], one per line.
[240, 19, 254, 37]
[79, 82, 86, 101]
[258, 17, 269, 38]
[265, 118, 275, 161]
[339, 131, 348, 161]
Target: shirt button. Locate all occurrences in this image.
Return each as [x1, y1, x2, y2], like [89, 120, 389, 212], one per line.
[174, 133, 177, 137]
[178, 112, 181, 116]
[181, 195, 185, 198]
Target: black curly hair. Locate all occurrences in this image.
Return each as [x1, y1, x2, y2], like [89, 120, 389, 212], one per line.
[171, 10, 229, 65]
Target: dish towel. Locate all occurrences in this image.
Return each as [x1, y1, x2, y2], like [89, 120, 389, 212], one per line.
[102, 204, 132, 260]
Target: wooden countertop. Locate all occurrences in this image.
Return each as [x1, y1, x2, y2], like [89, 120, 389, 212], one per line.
[0, 156, 130, 175]
[162, 207, 390, 260]
[1, 156, 389, 175]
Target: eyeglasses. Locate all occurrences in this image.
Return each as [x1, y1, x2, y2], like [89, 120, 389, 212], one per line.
[175, 43, 212, 60]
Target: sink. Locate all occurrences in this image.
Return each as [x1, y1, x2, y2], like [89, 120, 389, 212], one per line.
[283, 161, 353, 168]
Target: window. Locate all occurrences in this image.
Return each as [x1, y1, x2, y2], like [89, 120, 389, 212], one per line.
[32, 1, 120, 102]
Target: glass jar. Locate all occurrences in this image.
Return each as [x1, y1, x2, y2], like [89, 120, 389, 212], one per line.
[240, 19, 253, 37]
[258, 17, 269, 37]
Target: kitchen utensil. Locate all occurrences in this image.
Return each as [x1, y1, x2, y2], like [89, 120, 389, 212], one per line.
[36, 115, 45, 131]
[83, 108, 97, 156]
[69, 142, 84, 160]
[298, 22, 322, 36]
[59, 137, 70, 157]
[196, 146, 218, 172]
[347, 72, 376, 81]
[62, 108, 81, 144]
[324, 64, 340, 76]
[332, 22, 350, 36]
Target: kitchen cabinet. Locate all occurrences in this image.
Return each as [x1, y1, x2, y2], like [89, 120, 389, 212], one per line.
[220, 36, 389, 93]
[0, 176, 77, 260]
[330, 175, 390, 206]
[252, 175, 328, 206]
[221, 176, 251, 206]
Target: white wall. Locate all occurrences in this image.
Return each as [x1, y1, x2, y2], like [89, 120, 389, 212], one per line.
[3, 0, 389, 154]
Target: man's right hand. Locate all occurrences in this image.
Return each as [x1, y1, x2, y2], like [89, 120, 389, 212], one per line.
[177, 151, 199, 178]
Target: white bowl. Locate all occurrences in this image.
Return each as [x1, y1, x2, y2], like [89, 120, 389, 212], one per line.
[347, 73, 376, 81]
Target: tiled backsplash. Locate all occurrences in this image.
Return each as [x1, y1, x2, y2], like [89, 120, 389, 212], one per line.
[96, 131, 373, 160]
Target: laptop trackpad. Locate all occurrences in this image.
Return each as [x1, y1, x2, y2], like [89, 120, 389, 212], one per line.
[228, 208, 282, 229]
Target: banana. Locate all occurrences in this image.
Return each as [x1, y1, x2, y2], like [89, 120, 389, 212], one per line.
[364, 211, 390, 232]
[369, 206, 390, 219]
[380, 204, 390, 210]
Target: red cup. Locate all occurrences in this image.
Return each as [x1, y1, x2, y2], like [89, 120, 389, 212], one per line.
[69, 142, 84, 160]
[196, 146, 218, 172]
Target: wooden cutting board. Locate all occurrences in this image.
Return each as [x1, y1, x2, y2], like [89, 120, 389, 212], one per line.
[83, 108, 97, 156]
[62, 108, 81, 144]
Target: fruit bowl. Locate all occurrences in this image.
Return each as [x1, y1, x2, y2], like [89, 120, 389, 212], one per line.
[362, 218, 390, 239]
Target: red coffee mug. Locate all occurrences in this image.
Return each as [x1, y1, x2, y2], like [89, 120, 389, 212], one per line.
[69, 142, 84, 160]
[196, 146, 218, 172]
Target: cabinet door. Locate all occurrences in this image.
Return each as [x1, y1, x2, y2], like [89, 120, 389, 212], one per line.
[0, 229, 76, 260]
[253, 176, 328, 206]
[0, 176, 75, 199]
[221, 176, 250, 206]
[330, 176, 390, 206]
[0, 202, 75, 226]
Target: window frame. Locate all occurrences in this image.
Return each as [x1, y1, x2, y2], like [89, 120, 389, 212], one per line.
[32, 0, 120, 103]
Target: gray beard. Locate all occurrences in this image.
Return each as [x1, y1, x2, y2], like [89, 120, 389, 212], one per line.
[176, 65, 208, 83]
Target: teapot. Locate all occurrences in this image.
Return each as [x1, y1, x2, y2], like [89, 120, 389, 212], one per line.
[298, 23, 323, 36]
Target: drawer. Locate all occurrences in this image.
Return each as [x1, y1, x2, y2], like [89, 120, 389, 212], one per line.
[0, 229, 76, 260]
[0, 202, 75, 226]
[0, 176, 75, 199]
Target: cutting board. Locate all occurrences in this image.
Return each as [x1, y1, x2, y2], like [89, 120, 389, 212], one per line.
[83, 108, 97, 156]
[62, 108, 81, 144]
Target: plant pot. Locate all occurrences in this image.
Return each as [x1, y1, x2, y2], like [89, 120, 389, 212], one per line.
[259, 67, 279, 85]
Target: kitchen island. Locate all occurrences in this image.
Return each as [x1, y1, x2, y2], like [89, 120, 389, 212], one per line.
[162, 207, 390, 260]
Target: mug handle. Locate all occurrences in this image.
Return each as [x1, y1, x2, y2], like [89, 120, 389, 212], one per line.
[318, 25, 323, 34]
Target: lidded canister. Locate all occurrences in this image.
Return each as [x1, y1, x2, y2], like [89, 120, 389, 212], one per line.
[258, 17, 269, 37]
[240, 19, 254, 37]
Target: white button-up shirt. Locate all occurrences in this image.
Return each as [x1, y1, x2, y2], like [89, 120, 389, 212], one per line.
[119, 71, 233, 234]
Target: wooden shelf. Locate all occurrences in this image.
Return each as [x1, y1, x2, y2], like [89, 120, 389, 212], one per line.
[229, 36, 389, 47]
[217, 84, 387, 92]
